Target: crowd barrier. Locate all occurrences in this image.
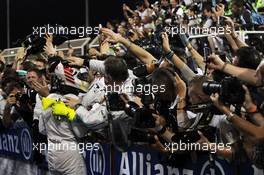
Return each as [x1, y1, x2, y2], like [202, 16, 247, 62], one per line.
[0, 121, 264, 175]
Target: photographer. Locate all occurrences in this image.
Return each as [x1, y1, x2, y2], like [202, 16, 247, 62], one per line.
[151, 67, 191, 129]
[153, 113, 233, 159]
[202, 3, 214, 28]
[210, 84, 264, 168]
[231, 0, 254, 30]
[2, 82, 33, 128]
[207, 53, 262, 86]
[152, 74, 238, 153]
[224, 16, 249, 52]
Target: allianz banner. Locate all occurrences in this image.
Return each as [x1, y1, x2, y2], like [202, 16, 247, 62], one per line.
[0, 122, 33, 161]
[85, 144, 264, 175]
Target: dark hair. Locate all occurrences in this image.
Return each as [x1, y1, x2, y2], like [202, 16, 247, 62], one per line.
[189, 4, 199, 14]
[232, 0, 244, 8]
[123, 54, 140, 70]
[35, 57, 47, 65]
[4, 82, 22, 96]
[152, 67, 177, 102]
[27, 68, 43, 77]
[236, 47, 262, 69]
[21, 61, 36, 71]
[203, 3, 213, 13]
[104, 56, 129, 82]
[1, 68, 20, 89]
[0, 61, 5, 73]
[136, 1, 145, 8]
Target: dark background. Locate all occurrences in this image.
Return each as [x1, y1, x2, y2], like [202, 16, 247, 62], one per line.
[0, 0, 136, 50]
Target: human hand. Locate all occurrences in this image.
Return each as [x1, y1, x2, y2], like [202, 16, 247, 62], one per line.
[15, 47, 27, 62]
[207, 54, 225, 71]
[255, 60, 264, 86]
[242, 85, 256, 112]
[57, 51, 65, 59]
[210, 93, 227, 112]
[64, 96, 81, 109]
[67, 56, 84, 66]
[52, 101, 76, 121]
[123, 4, 129, 11]
[101, 28, 122, 43]
[44, 34, 56, 56]
[7, 93, 17, 106]
[32, 80, 49, 97]
[161, 32, 171, 53]
[196, 131, 210, 145]
[152, 113, 166, 130]
[213, 3, 225, 17]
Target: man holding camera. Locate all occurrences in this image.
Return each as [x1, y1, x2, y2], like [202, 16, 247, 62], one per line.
[2, 82, 33, 128]
[206, 53, 264, 168]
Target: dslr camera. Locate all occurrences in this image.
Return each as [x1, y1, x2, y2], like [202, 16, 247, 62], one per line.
[203, 77, 245, 104]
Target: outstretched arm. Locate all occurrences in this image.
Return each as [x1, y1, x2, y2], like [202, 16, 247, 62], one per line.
[101, 28, 157, 64]
[161, 32, 195, 83]
[207, 54, 259, 86]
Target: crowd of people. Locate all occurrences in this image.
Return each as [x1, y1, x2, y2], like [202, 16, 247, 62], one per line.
[0, 0, 264, 174]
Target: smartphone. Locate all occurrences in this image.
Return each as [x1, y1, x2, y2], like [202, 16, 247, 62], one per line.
[218, 16, 225, 26]
[203, 47, 212, 63]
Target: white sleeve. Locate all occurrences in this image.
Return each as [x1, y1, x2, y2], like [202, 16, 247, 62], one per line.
[75, 103, 108, 129]
[38, 109, 52, 135]
[176, 8, 184, 18]
[75, 103, 129, 130]
[203, 19, 213, 28]
[33, 94, 43, 120]
[209, 115, 227, 128]
[0, 99, 6, 120]
[89, 60, 105, 74]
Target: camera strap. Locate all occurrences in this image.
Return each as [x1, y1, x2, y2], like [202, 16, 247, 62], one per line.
[190, 110, 214, 130]
[197, 110, 214, 127]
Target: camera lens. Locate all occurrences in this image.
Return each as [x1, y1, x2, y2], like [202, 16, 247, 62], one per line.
[133, 65, 148, 77]
[202, 81, 221, 95]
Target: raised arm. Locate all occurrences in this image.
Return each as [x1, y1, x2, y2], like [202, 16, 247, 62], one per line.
[207, 54, 259, 86]
[12, 47, 27, 70]
[224, 17, 248, 49]
[101, 28, 157, 64]
[211, 92, 264, 141]
[186, 43, 206, 71]
[161, 32, 195, 83]
[123, 4, 137, 17]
